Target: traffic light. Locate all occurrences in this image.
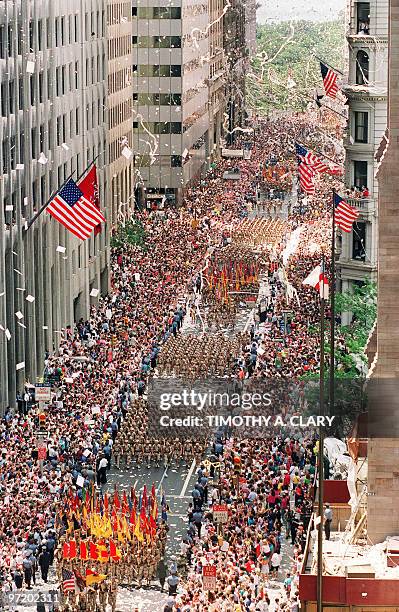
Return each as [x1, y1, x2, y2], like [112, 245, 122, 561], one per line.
[38, 413, 46, 431]
[233, 455, 241, 475]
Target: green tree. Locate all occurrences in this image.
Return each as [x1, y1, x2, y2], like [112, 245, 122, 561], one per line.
[334, 281, 377, 375]
[110, 219, 147, 250]
[247, 19, 345, 114]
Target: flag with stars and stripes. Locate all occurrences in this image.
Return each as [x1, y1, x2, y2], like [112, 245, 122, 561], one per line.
[334, 193, 359, 233]
[320, 62, 339, 98]
[47, 176, 105, 241]
[296, 143, 343, 177]
[62, 568, 76, 592]
[296, 148, 316, 195]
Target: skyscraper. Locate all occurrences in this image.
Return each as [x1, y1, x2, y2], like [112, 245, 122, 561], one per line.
[0, 1, 109, 409]
[106, 0, 135, 228]
[131, 0, 254, 206]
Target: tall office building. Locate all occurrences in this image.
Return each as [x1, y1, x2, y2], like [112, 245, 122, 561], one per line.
[339, 0, 388, 313]
[223, 0, 248, 144]
[107, 0, 134, 228]
[0, 1, 109, 410]
[132, 0, 253, 205]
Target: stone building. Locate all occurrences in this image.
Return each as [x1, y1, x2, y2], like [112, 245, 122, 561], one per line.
[339, 0, 388, 316]
[0, 1, 116, 410]
[367, 0, 399, 544]
[107, 0, 134, 227]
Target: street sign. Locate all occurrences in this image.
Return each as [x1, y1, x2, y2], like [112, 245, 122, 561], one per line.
[213, 504, 228, 524]
[35, 385, 51, 402]
[202, 565, 217, 590]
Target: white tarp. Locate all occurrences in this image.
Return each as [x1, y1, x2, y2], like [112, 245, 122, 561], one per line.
[324, 437, 351, 479]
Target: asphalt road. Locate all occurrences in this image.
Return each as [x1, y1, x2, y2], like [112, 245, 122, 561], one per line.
[108, 457, 198, 559]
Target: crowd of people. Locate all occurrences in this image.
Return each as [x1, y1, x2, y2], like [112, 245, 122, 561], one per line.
[0, 110, 349, 610]
[175, 435, 315, 611]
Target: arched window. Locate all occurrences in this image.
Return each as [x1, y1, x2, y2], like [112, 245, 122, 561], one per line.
[356, 50, 369, 85]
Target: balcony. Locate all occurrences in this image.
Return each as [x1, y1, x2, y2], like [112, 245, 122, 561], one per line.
[346, 197, 372, 211]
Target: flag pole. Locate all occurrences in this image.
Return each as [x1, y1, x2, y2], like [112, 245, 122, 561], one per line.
[298, 142, 345, 172]
[330, 190, 336, 416]
[314, 99, 348, 120]
[317, 252, 326, 612]
[315, 55, 344, 76]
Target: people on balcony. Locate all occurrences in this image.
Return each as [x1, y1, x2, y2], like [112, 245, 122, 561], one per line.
[358, 20, 370, 35]
[346, 185, 369, 200]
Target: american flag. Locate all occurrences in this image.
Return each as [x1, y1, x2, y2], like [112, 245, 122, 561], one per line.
[334, 193, 359, 232]
[296, 144, 343, 177]
[296, 148, 316, 195]
[320, 62, 339, 98]
[62, 568, 76, 592]
[296, 144, 329, 174]
[47, 177, 105, 240]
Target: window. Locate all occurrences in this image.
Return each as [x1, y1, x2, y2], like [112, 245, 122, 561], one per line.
[170, 93, 181, 105]
[57, 117, 62, 146]
[357, 2, 370, 34]
[170, 65, 181, 77]
[356, 50, 369, 85]
[132, 36, 138, 45]
[29, 22, 34, 51]
[170, 122, 181, 134]
[354, 111, 368, 143]
[55, 18, 59, 46]
[137, 7, 151, 18]
[171, 155, 182, 167]
[156, 65, 171, 77]
[61, 16, 65, 45]
[1, 82, 6, 116]
[39, 72, 44, 102]
[9, 81, 15, 113]
[46, 18, 51, 48]
[352, 222, 366, 261]
[153, 7, 170, 18]
[353, 160, 368, 188]
[170, 36, 181, 48]
[0, 25, 4, 59]
[38, 20, 43, 51]
[137, 7, 181, 18]
[133, 92, 138, 101]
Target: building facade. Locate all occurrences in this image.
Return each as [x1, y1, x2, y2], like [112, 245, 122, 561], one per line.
[223, 0, 247, 145]
[339, 0, 388, 311]
[107, 0, 134, 228]
[131, 0, 253, 205]
[0, 0, 110, 409]
[367, 0, 399, 544]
